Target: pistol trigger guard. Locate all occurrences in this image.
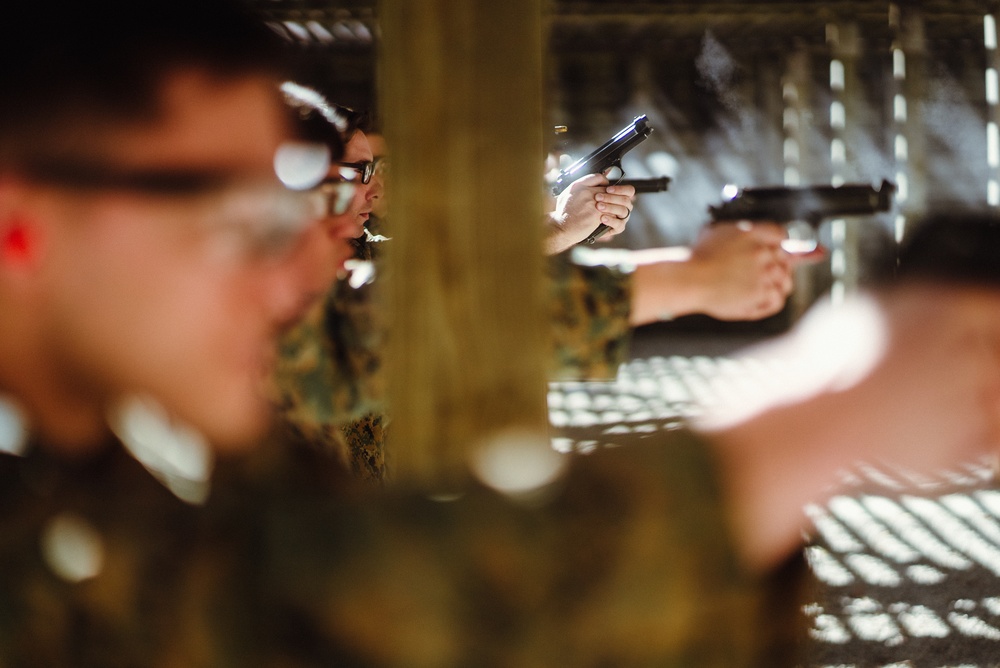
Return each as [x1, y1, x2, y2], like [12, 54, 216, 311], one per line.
[606, 161, 625, 186]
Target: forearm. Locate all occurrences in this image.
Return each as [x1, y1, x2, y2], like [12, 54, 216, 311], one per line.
[699, 390, 868, 572]
[627, 249, 709, 326]
[696, 285, 1000, 572]
[543, 212, 579, 256]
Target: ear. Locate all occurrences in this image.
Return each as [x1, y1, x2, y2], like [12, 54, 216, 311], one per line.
[0, 181, 46, 275]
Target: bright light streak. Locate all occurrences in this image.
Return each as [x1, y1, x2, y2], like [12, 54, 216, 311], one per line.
[865, 496, 973, 570]
[893, 49, 906, 79]
[988, 122, 999, 167]
[894, 134, 908, 161]
[831, 218, 846, 244]
[805, 545, 856, 585]
[830, 59, 845, 90]
[783, 137, 800, 162]
[282, 21, 311, 42]
[830, 248, 846, 276]
[830, 101, 846, 129]
[903, 495, 1000, 575]
[831, 138, 846, 164]
[894, 215, 906, 243]
[784, 166, 800, 186]
[947, 612, 1000, 639]
[975, 489, 1000, 517]
[845, 553, 902, 586]
[808, 613, 852, 644]
[847, 610, 904, 645]
[783, 107, 798, 129]
[987, 68, 999, 105]
[830, 281, 845, 305]
[894, 94, 907, 122]
[805, 502, 866, 552]
[831, 495, 921, 563]
[895, 605, 950, 638]
[941, 493, 1000, 545]
[782, 82, 798, 102]
[0, 396, 27, 455]
[987, 15, 998, 49]
[895, 172, 909, 202]
[906, 564, 946, 584]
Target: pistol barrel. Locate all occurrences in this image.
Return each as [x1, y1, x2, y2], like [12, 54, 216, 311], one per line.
[709, 179, 896, 226]
[615, 176, 670, 194]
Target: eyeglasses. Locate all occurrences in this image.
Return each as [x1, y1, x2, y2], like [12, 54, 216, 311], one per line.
[13, 156, 325, 263]
[333, 156, 386, 185]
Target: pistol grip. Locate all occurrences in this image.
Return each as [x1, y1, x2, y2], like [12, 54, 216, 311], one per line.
[583, 223, 610, 244]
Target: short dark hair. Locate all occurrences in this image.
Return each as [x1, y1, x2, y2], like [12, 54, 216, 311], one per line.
[358, 112, 384, 137]
[0, 0, 288, 163]
[897, 211, 1000, 286]
[280, 82, 365, 159]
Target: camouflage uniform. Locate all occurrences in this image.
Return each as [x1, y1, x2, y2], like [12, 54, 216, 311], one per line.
[0, 427, 801, 667]
[547, 250, 633, 381]
[270, 273, 386, 483]
[271, 232, 636, 483]
[269, 216, 391, 483]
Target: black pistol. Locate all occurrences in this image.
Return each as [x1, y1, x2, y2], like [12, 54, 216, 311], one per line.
[552, 115, 654, 244]
[615, 176, 671, 194]
[709, 179, 896, 227]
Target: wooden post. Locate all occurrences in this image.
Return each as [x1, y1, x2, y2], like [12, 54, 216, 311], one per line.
[379, 0, 550, 487]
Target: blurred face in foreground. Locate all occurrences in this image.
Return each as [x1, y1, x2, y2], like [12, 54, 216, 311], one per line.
[3, 70, 326, 451]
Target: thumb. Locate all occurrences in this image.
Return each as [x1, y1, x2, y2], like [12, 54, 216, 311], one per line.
[571, 172, 610, 190]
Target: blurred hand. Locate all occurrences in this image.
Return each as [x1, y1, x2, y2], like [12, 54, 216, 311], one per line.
[687, 222, 801, 320]
[701, 284, 1000, 570]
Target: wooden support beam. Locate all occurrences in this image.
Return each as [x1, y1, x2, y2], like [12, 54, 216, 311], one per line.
[379, 0, 550, 486]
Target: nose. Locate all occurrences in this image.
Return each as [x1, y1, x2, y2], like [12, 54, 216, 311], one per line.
[366, 175, 384, 202]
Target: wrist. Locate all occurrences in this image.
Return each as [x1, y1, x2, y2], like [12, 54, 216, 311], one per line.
[629, 257, 709, 326]
[543, 212, 573, 255]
